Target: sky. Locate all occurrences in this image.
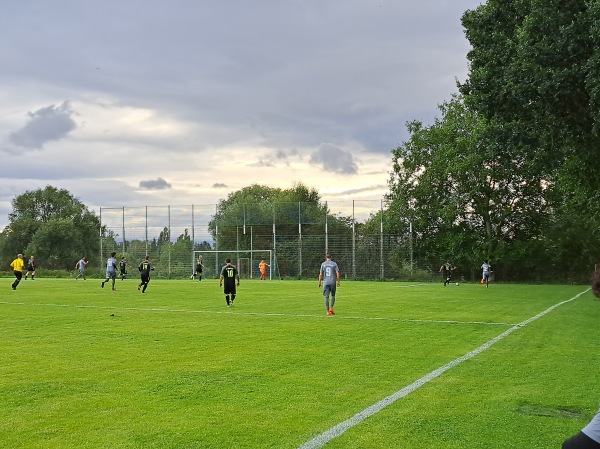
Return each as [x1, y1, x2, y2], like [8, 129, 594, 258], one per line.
[0, 0, 483, 229]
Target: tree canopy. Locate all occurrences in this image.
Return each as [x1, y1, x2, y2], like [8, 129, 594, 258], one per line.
[208, 182, 328, 240]
[0, 186, 101, 269]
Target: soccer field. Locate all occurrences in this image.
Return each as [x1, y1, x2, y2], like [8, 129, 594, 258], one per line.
[1, 279, 598, 448]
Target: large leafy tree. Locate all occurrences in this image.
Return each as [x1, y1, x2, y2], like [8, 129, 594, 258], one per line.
[461, 0, 595, 151]
[208, 183, 328, 242]
[1, 186, 101, 269]
[387, 95, 549, 273]
[460, 0, 600, 273]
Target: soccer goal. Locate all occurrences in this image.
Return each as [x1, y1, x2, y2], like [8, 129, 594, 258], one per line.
[193, 250, 273, 280]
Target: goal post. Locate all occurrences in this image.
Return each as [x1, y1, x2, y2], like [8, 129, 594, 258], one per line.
[193, 249, 273, 280]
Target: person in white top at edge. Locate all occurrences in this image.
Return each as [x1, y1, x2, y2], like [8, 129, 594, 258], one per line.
[562, 268, 600, 448]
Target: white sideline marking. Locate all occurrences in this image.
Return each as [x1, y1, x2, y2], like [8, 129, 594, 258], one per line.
[0, 302, 514, 326]
[297, 288, 591, 449]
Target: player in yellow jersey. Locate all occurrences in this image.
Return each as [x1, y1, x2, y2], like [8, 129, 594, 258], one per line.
[10, 253, 25, 290]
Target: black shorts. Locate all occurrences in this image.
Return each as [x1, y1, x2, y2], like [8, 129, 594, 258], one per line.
[563, 432, 600, 449]
[140, 273, 150, 284]
[223, 282, 236, 295]
[27, 264, 34, 271]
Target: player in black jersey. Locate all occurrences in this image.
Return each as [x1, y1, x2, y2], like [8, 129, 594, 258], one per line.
[219, 258, 240, 307]
[137, 256, 155, 293]
[119, 257, 130, 280]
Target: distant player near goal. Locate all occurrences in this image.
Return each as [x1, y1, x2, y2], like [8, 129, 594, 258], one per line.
[191, 255, 204, 281]
[259, 259, 269, 280]
[318, 254, 340, 316]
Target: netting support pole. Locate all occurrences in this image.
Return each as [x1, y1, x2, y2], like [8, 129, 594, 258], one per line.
[99, 207, 103, 268]
[272, 203, 276, 278]
[168, 205, 172, 278]
[325, 201, 329, 256]
[145, 206, 148, 256]
[191, 205, 195, 273]
[409, 221, 414, 276]
[352, 201, 356, 279]
[122, 207, 126, 255]
[298, 201, 302, 278]
[215, 204, 219, 275]
[380, 199, 384, 280]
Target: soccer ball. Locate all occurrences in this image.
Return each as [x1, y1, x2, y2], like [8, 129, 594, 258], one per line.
[455, 282, 459, 286]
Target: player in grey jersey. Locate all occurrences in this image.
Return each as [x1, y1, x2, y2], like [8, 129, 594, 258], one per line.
[101, 252, 118, 291]
[318, 254, 340, 315]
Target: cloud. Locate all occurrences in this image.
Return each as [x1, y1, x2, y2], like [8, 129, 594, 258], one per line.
[139, 177, 172, 190]
[9, 102, 77, 149]
[309, 144, 358, 175]
[327, 185, 389, 197]
[213, 183, 227, 189]
[247, 157, 274, 168]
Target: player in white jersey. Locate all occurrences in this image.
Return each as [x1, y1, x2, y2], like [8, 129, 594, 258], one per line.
[101, 252, 118, 291]
[562, 269, 600, 448]
[481, 261, 492, 288]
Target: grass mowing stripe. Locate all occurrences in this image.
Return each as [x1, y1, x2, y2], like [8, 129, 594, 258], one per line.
[0, 301, 516, 326]
[297, 288, 591, 449]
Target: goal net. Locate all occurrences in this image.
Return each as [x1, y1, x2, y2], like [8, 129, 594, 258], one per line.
[193, 250, 273, 280]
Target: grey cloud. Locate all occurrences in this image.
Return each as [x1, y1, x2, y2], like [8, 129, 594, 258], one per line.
[9, 102, 77, 149]
[139, 177, 172, 190]
[309, 144, 358, 175]
[248, 158, 274, 168]
[327, 185, 389, 196]
[275, 148, 300, 160]
[213, 183, 227, 189]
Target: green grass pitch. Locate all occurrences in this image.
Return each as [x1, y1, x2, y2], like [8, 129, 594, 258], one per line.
[1, 278, 598, 448]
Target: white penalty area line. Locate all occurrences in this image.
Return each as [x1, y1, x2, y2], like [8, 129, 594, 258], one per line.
[0, 301, 514, 326]
[297, 288, 591, 449]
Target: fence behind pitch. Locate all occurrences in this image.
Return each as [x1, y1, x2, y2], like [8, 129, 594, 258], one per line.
[97, 201, 429, 281]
